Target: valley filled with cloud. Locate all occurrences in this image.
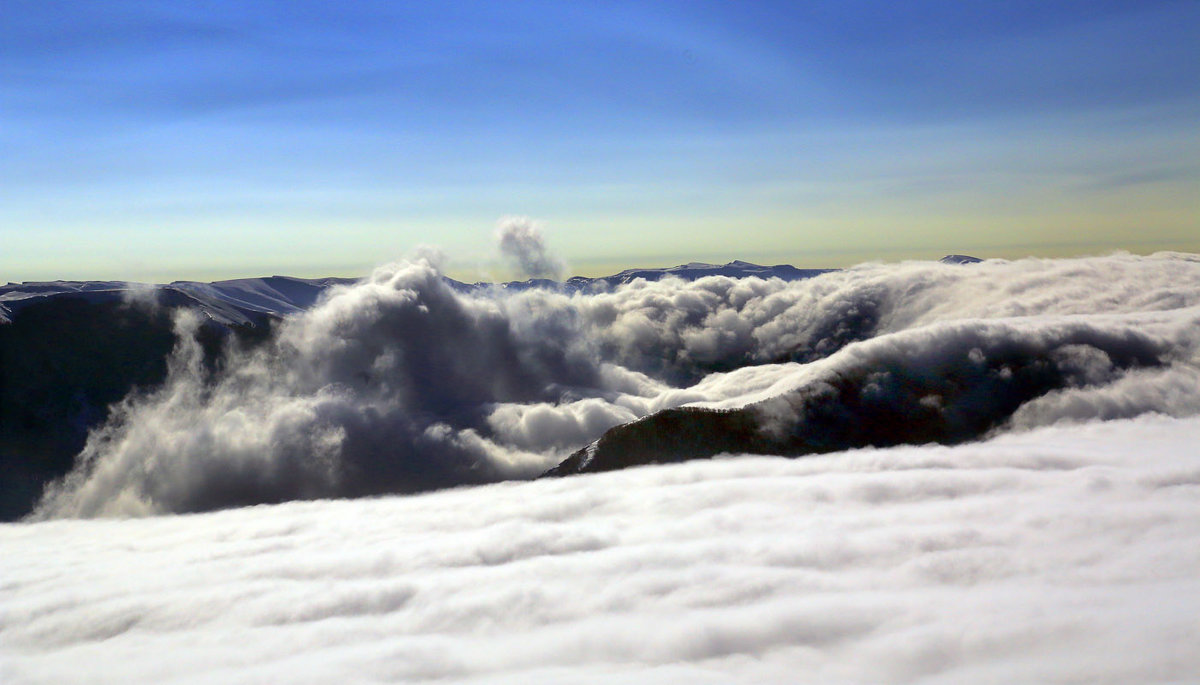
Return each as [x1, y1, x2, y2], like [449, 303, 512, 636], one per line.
[24, 252, 1200, 518]
[4, 252, 1200, 681]
[6, 2, 1199, 681]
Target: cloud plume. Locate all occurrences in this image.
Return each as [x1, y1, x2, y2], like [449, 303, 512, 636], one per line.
[495, 216, 565, 279]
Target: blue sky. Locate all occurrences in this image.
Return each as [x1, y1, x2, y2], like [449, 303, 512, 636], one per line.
[2, 0, 1197, 281]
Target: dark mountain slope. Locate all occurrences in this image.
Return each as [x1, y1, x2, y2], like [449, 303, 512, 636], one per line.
[546, 323, 1164, 477]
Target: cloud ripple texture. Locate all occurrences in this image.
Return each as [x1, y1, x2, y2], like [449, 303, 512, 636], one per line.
[31, 252, 1200, 518]
[5, 415, 1200, 682]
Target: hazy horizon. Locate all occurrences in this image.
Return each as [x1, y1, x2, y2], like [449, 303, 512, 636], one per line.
[7, 239, 1200, 286]
[3, 2, 1197, 283]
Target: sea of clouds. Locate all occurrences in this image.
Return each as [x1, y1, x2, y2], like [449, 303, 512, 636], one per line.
[4, 415, 1200, 683]
[28, 251, 1200, 517]
[5, 249, 1200, 681]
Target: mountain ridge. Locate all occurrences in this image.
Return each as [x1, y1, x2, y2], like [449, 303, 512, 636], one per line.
[5, 257, 982, 325]
[0, 256, 981, 520]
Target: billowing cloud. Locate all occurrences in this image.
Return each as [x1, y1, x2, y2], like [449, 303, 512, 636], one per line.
[35, 260, 595, 518]
[29, 252, 1200, 518]
[495, 216, 565, 280]
[5, 415, 1200, 682]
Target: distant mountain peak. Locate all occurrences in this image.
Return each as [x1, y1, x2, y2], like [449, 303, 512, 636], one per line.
[939, 255, 983, 264]
[1, 261, 837, 325]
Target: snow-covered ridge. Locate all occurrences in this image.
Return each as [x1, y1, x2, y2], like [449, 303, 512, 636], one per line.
[576, 259, 835, 289]
[0, 276, 357, 326]
[938, 254, 984, 264]
[1, 260, 848, 325]
[462, 260, 837, 293]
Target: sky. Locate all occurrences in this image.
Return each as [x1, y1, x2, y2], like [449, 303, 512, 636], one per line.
[2, 0, 1198, 283]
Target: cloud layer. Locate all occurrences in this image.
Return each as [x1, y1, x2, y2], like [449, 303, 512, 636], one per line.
[31, 252, 1200, 517]
[5, 415, 1200, 683]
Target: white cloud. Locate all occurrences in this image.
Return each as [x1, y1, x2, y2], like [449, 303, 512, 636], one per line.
[5, 415, 1200, 683]
[29, 252, 1200, 518]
